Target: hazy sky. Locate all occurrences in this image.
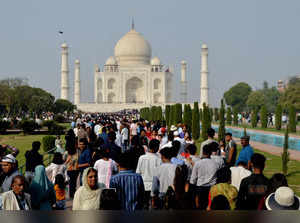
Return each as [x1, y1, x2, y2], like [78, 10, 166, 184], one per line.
[1, 0, 300, 107]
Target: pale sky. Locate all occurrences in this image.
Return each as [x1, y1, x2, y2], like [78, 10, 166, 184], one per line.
[0, 0, 300, 107]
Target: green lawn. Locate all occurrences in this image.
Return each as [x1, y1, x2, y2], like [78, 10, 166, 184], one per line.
[196, 141, 300, 196]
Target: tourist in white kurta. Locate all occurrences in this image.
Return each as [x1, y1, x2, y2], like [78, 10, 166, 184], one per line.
[93, 148, 118, 188]
[45, 152, 67, 184]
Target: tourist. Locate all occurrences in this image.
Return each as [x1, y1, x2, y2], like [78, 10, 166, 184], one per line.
[77, 123, 88, 142]
[105, 131, 122, 162]
[200, 128, 218, 158]
[1, 154, 20, 193]
[93, 147, 118, 188]
[258, 173, 288, 210]
[121, 123, 129, 152]
[78, 138, 92, 185]
[54, 174, 66, 210]
[130, 120, 138, 138]
[265, 186, 300, 210]
[161, 132, 174, 149]
[73, 167, 105, 210]
[25, 141, 43, 184]
[173, 131, 186, 155]
[235, 136, 253, 169]
[46, 152, 67, 184]
[230, 161, 252, 191]
[184, 144, 200, 180]
[136, 139, 162, 209]
[236, 153, 269, 210]
[170, 141, 185, 165]
[164, 165, 192, 209]
[1, 175, 31, 210]
[29, 165, 56, 210]
[210, 142, 225, 169]
[110, 150, 145, 212]
[152, 147, 177, 209]
[219, 139, 226, 158]
[184, 132, 194, 144]
[65, 145, 79, 198]
[55, 135, 64, 153]
[225, 133, 237, 167]
[99, 127, 108, 144]
[207, 167, 238, 210]
[190, 145, 218, 210]
[129, 135, 145, 170]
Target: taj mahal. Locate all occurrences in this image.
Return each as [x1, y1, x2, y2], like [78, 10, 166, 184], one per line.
[59, 23, 210, 112]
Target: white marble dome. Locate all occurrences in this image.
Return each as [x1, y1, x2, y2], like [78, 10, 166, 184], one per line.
[105, 56, 117, 65]
[114, 29, 152, 66]
[151, 57, 161, 65]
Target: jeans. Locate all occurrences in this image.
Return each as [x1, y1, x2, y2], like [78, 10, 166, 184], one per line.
[67, 170, 79, 198]
[122, 140, 129, 152]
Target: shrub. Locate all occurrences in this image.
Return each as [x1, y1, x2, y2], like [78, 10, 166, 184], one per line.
[282, 127, 289, 175]
[214, 108, 219, 122]
[226, 107, 232, 125]
[202, 103, 210, 140]
[233, 107, 238, 126]
[165, 105, 171, 127]
[42, 135, 56, 153]
[260, 105, 268, 128]
[0, 120, 10, 133]
[192, 102, 200, 140]
[43, 120, 65, 135]
[275, 104, 282, 130]
[218, 99, 226, 141]
[54, 114, 66, 123]
[18, 120, 37, 134]
[251, 109, 258, 128]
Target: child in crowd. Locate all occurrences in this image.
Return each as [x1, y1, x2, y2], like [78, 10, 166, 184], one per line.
[54, 174, 66, 210]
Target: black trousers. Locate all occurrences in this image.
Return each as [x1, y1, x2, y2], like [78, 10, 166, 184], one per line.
[67, 170, 79, 198]
[195, 186, 211, 210]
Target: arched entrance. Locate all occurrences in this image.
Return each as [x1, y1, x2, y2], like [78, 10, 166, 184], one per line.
[108, 92, 116, 103]
[126, 77, 144, 103]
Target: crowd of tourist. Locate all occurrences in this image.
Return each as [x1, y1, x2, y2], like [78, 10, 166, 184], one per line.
[0, 112, 299, 211]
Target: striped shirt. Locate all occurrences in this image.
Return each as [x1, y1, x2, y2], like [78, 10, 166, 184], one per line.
[109, 170, 144, 212]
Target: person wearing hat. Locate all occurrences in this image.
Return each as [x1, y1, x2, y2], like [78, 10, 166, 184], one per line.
[265, 186, 300, 210]
[1, 154, 20, 193]
[170, 125, 177, 132]
[235, 136, 253, 169]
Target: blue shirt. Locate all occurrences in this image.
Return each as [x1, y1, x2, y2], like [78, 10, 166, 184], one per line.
[235, 145, 254, 166]
[99, 132, 108, 144]
[109, 170, 145, 212]
[78, 148, 91, 171]
[171, 157, 185, 165]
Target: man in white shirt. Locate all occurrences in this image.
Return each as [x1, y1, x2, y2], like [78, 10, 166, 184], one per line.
[136, 139, 161, 209]
[130, 120, 138, 137]
[200, 128, 218, 158]
[210, 142, 225, 169]
[121, 124, 129, 152]
[173, 131, 186, 155]
[230, 161, 252, 191]
[151, 146, 177, 209]
[190, 145, 218, 209]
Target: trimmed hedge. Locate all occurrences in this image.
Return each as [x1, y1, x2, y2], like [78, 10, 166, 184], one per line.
[0, 120, 10, 133]
[42, 135, 56, 153]
[18, 120, 38, 134]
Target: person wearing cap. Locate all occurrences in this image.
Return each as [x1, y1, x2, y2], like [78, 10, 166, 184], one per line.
[235, 136, 253, 169]
[200, 128, 218, 158]
[236, 153, 269, 210]
[1, 154, 20, 193]
[265, 186, 300, 210]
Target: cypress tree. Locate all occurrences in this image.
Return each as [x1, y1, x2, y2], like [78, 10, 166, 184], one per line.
[233, 107, 238, 126]
[209, 108, 213, 124]
[251, 108, 258, 128]
[260, 105, 268, 128]
[218, 99, 226, 141]
[214, 108, 219, 122]
[192, 102, 200, 140]
[226, 107, 232, 125]
[199, 108, 203, 122]
[157, 106, 163, 121]
[275, 104, 282, 130]
[186, 104, 193, 131]
[165, 105, 171, 127]
[202, 103, 210, 140]
[289, 105, 296, 133]
[183, 104, 188, 125]
[282, 126, 290, 175]
[175, 103, 183, 124]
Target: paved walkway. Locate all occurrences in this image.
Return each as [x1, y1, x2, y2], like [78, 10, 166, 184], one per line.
[233, 137, 300, 161]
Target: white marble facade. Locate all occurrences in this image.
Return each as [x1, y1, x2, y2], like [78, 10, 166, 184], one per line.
[94, 27, 173, 105]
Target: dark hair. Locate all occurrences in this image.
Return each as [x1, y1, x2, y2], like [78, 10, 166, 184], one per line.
[225, 132, 232, 137]
[174, 165, 188, 200]
[87, 167, 98, 176]
[149, 139, 160, 153]
[216, 167, 231, 184]
[32, 141, 41, 151]
[79, 138, 88, 145]
[55, 174, 66, 190]
[99, 147, 110, 159]
[52, 152, 64, 165]
[202, 144, 212, 156]
[207, 128, 215, 138]
[186, 144, 197, 155]
[236, 161, 248, 167]
[160, 147, 173, 160]
[209, 142, 219, 153]
[251, 153, 266, 170]
[108, 131, 116, 141]
[11, 175, 26, 187]
[131, 135, 141, 147]
[210, 195, 230, 210]
[102, 127, 107, 133]
[268, 173, 288, 195]
[100, 189, 121, 210]
[168, 132, 174, 142]
[171, 141, 181, 157]
[118, 150, 135, 169]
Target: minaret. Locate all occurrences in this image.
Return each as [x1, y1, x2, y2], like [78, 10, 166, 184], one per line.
[74, 59, 80, 105]
[180, 60, 187, 103]
[200, 43, 209, 106]
[60, 43, 69, 100]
